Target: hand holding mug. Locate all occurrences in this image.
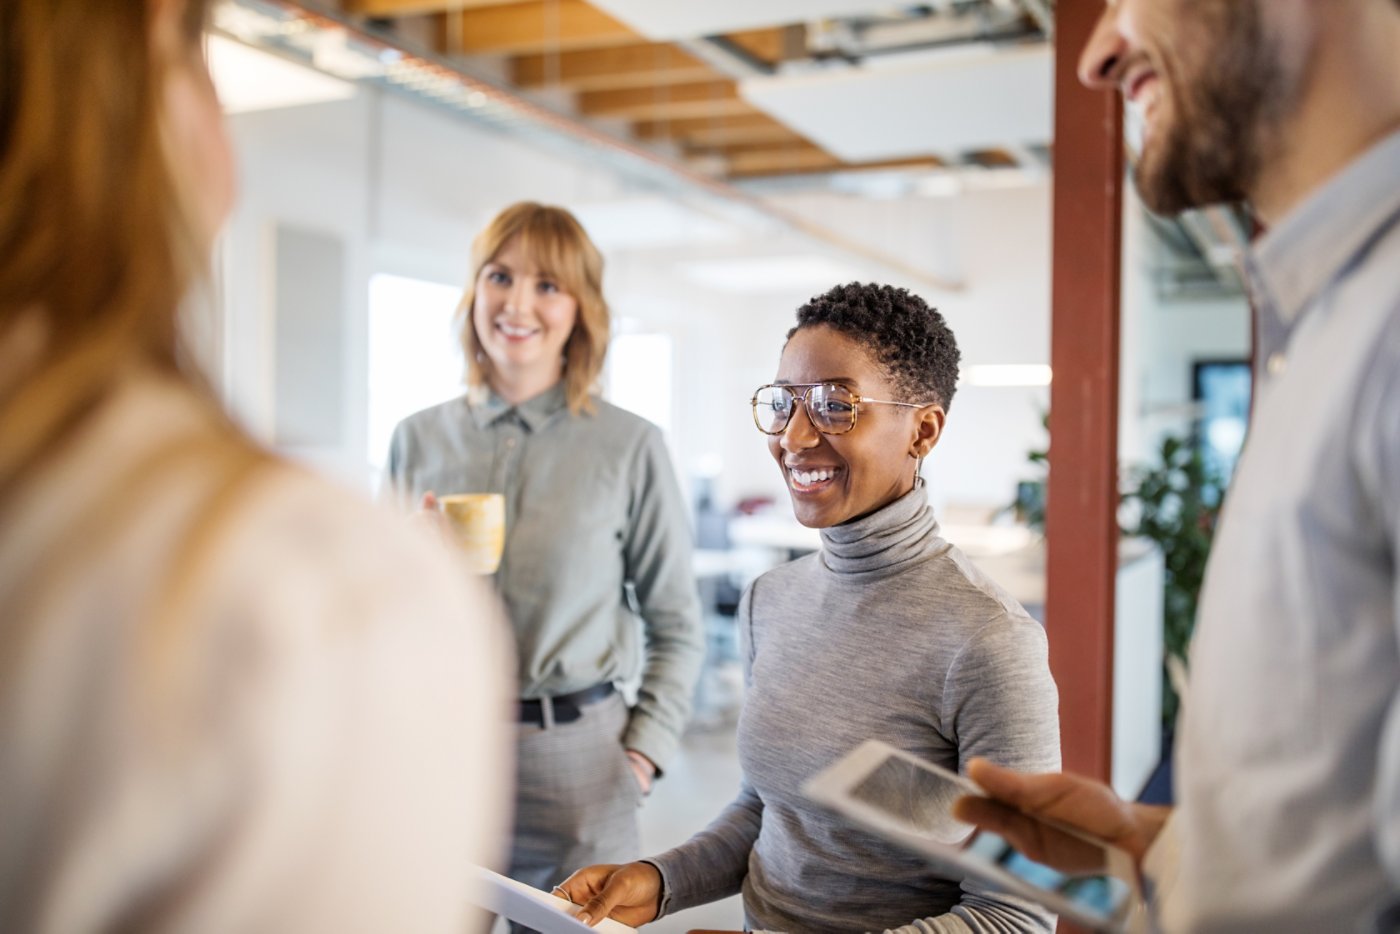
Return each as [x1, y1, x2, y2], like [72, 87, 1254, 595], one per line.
[438, 492, 506, 574]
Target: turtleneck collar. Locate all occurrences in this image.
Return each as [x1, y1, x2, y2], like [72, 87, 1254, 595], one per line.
[818, 484, 947, 577]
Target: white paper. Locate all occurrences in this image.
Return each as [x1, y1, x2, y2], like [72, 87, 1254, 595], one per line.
[468, 866, 639, 934]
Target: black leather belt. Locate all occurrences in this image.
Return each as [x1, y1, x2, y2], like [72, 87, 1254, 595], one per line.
[519, 683, 614, 727]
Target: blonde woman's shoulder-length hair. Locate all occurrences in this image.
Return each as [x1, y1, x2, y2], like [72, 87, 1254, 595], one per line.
[457, 202, 609, 416]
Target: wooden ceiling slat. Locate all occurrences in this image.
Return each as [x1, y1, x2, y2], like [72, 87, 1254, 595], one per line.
[708, 138, 823, 156]
[633, 113, 777, 137]
[722, 25, 805, 65]
[512, 43, 713, 91]
[347, 0, 521, 16]
[443, 1, 637, 56]
[727, 150, 945, 178]
[579, 81, 754, 120]
[654, 121, 802, 148]
[964, 148, 1021, 167]
[725, 144, 842, 176]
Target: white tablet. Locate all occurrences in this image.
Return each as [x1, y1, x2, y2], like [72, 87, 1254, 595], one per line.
[802, 739, 1139, 933]
[467, 866, 638, 934]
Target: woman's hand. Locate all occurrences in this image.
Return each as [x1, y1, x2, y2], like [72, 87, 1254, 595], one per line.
[952, 757, 1171, 873]
[625, 750, 656, 796]
[556, 861, 664, 928]
[410, 491, 453, 544]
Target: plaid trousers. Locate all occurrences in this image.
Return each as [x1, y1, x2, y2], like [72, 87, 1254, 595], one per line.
[508, 691, 644, 895]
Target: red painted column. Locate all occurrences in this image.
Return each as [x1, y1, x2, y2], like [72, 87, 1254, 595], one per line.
[1046, 0, 1124, 786]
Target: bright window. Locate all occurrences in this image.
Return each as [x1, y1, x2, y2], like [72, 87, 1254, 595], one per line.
[367, 273, 463, 474]
[607, 332, 674, 436]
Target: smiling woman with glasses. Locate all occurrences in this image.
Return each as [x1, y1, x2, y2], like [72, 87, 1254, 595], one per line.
[560, 282, 1062, 934]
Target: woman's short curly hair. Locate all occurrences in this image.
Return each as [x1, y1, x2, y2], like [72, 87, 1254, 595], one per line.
[789, 282, 961, 410]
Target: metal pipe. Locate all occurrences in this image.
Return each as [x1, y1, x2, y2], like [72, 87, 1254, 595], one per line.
[1018, 0, 1055, 37]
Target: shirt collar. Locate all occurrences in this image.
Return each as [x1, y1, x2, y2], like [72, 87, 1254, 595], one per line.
[467, 381, 569, 431]
[1244, 129, 1400, 344]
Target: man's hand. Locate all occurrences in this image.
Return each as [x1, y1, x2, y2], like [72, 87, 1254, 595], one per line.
[951, 758, 1172, 873]
[556, 862, 664, 928]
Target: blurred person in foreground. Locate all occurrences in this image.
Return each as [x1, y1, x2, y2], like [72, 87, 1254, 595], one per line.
[0, 1, 512, 930]
[384, 202, 705, 901]
[954, 0, 1400, 931]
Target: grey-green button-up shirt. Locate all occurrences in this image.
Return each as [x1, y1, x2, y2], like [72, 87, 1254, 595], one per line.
[385, 383, 704, 770]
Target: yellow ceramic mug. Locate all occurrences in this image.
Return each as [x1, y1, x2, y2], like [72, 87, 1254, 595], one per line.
[438, 493, 505, 574]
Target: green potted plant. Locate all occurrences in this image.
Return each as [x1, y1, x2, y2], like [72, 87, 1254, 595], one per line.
[1119, 434, 1226, 728]
[1009, 421, 1226, 729]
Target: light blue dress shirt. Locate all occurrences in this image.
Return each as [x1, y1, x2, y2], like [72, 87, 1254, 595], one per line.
[1150, 130, 1400, 932]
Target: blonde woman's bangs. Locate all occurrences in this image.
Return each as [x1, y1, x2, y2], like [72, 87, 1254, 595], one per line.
[460, 203, 609, 414]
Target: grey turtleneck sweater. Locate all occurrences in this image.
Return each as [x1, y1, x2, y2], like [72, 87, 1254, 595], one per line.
[646, 487, 1061, 934]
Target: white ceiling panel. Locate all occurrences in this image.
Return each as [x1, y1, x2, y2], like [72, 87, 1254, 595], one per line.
[740, 46, 1053, 163]
[209, 35, 357, 114]
[677, 254, 865, 293]
[586, 0, 900, 41]
[570, 197, 743, 251]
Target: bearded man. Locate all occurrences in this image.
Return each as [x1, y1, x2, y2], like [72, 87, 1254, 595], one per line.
[956, 1, 1400, 931]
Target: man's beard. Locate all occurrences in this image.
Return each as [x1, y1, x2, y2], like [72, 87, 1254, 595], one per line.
[1135, 2, 1295, 215]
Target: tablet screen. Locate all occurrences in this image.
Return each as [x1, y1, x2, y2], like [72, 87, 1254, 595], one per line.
[848, 754, 975, 844]
[965, 831, 1131, 921]
[845, 752, 1130, 926]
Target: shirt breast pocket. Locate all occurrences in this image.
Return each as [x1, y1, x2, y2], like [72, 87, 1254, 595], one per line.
[516, 461, 627, 569]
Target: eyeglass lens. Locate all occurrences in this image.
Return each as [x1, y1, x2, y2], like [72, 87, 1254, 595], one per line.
[753, 384, 858, 434]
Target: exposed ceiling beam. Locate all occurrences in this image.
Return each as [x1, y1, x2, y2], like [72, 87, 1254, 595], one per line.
[636, 115, 802, 148]
[963, 148, 1020, 168]
[724, 144, 842, 177]
[440, 1, 637, 56]
[676, 35, 772, 78]
[727, 150, 944, 178]
[1008, 0, 1055, 36]
[723, 25, 806, 65]
[346, 0, 522, 16]
[710, 138, 825, 156]
[578, 81, 753, 120]
[512, 43, 712, 91]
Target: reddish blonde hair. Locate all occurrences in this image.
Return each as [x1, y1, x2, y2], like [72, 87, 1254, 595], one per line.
[0, 0, 222, 497]
[457, 202, 609, 415]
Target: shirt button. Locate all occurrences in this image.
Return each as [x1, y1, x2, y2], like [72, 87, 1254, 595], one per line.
[505, 437, 518, 449]
[1266, 352, 1287, 376]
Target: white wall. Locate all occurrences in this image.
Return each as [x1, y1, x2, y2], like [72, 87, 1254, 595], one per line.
[222, 93, 374, 477]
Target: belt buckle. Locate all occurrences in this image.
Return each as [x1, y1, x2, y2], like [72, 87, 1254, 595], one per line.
[533, 695, 584, 729]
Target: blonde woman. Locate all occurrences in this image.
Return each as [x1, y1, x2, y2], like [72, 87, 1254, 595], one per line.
[0, 1, 511, 930]
[386, 202, 705, 896]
